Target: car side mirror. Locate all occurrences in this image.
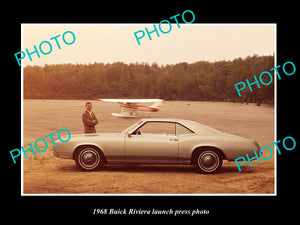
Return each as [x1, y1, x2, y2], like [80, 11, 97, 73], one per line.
[128, 132, 132, 137]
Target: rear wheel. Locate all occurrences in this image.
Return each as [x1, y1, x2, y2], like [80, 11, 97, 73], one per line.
[194, 149, 223, 174]
[75, 146, 104, 171]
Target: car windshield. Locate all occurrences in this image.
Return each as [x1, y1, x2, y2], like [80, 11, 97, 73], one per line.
[121, 120, 143, 133]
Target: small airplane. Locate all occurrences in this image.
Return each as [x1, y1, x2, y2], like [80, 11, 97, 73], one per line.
[97, 99, 164, 117]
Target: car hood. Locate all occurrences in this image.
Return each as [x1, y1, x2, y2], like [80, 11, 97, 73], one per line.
[55, 132, 125, 143]
[72, 132, 124, 137]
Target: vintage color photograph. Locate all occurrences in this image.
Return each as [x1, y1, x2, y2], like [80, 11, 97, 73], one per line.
[22, 24, 276, 195]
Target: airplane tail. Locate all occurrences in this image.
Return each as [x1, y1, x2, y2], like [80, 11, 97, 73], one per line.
[150, 100, 164, 109]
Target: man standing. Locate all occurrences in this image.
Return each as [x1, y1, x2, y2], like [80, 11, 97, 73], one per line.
[82, 102, 98, 133]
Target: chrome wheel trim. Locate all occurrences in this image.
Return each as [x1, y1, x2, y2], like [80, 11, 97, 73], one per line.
[78, 148, 100, 170]
[198, 151, 220, 173]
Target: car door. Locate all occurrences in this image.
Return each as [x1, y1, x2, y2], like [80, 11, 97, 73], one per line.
[125, 122, 179, 163]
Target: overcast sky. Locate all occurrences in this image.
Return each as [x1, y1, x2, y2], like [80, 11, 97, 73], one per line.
[22, 24, 275, 67]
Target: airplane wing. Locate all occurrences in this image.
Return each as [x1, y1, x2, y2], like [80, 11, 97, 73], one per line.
[98, 99, 163, 103]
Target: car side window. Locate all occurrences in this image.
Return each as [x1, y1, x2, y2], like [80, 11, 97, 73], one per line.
[135, 122, 175, 136]
[176, 123, 193, 136]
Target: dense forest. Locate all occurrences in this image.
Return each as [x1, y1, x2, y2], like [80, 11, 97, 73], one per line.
[24, 55, 274, 103]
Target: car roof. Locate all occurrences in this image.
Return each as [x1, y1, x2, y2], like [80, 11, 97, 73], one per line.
[140, 118, 193, 123]
[140, 118, 220, 134]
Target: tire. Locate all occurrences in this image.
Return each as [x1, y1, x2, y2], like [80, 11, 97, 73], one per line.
[74, 146, 104, 171]
[194, 149, 223, 174]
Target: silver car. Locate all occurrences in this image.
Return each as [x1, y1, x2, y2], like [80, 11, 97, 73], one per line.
[53, 118, 260, 173]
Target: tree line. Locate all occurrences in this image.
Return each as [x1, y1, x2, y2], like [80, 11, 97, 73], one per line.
[24, 54, 274, 103]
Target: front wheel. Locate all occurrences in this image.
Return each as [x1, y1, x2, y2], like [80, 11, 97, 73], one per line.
[75, 147, 104, 171]
[194, 149, 223, 174]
